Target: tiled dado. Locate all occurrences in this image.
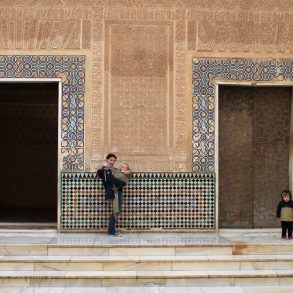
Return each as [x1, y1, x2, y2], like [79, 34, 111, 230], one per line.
[0, 55, 85, 171]
[60, 172, 215, 231]
[192, 58, 293, 172]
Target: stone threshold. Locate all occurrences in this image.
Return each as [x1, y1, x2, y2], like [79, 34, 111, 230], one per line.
[0, 269, 293, 278]
[2, 254, 293, 262]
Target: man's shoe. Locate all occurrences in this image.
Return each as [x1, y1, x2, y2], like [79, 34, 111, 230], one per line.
[288, 236, 293, 240]
[109, 232, 122, 237]
[281, 236, 287, 240]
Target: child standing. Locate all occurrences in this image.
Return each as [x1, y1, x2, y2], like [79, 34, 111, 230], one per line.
[276, 190, 293, 240]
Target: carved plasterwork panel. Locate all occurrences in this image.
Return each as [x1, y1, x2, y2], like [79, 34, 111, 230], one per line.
[90, 9, 104, 160]
[104, 20, 188, 171]
[110, 76, 168, 155]
[187, 10, 293, 53]
[3, 0, 293, 10]
[109, 24, 168, 77]
[0, 7, 92, 50]
[106, 22, 171, 157]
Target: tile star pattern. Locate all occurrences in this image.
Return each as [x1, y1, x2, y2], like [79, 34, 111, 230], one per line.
[192, 58, 293, 172]
[61, 172, 215, 231]
[0, 55, 85, 171]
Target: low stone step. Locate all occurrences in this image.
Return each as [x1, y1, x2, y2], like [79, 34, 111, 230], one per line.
[233, 243, 293, 255]
[0, 243, 233, 256]
[1, 255, 293, 271]
[0, 269, 292, 287]
[1, 286, 293, 293]
[1, 242, 292, 256]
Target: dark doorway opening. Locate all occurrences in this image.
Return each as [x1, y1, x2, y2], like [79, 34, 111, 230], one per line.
[0, 82, 58, 225]
[219, 86, 292, 228]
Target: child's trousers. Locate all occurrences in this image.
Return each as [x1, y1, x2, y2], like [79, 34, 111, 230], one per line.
[281, 221, 293, 238]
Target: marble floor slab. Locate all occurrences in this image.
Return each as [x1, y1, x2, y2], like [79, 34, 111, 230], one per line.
[0, 229, 292, 291]
[0, 229, 290, 247]
[1, 286, 293, 293]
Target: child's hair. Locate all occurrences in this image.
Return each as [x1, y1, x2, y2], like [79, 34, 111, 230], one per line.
[281, 189, 292, 200]
[106, 153, 117, 160]
[121, 162, 130, 169]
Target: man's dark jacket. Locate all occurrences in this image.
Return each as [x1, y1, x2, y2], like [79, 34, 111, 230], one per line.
[97, 167, 126, 200]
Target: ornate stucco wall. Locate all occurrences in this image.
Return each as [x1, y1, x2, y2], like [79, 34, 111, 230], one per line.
[2, 0, 292, 172]
[1, 0, 293, 230]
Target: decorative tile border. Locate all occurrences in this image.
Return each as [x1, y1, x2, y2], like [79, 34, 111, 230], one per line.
[192, 58, 293, 172]
[0, 55, 85, 171]
[60, 172, 215, 231]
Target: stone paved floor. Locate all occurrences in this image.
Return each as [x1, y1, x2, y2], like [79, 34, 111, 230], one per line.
[1, 285, 293, 293]
[0, 228, 289, 246]
[0, 229, 292, 293]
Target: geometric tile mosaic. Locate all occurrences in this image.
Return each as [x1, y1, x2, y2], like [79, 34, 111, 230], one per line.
[0, 55, 85, 171]
[60, 172, 215, 231]
[192, 58, 293, 172]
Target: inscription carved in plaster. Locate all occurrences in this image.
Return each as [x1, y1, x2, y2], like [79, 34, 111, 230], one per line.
[91, 12, 104, 158]
[3, 0, 293, 11]
[188, 12, 293, 53]
[0, 8, 92, 49]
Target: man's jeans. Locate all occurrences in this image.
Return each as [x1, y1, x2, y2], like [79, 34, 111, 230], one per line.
[108, 191, 122, 235]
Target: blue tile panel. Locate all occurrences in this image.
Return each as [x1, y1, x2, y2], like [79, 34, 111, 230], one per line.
[192, 58, 293, 172]
[0, 55, 85, 171]
[60, 172, 216, 231]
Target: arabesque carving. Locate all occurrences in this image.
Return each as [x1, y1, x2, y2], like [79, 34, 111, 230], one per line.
[2, 0, 293, 172]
